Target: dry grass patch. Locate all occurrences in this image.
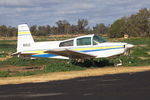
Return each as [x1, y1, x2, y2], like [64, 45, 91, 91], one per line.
[0, 37, 17, 40]
[147, 51, 150, 55]
[139, 56, 149, 60]
[137, 44, 148, 47]
[48, 34, 85, 38]
[0, 56, 12, 61]
[1, 66, 150, 85]
[0, 58, 7, 61]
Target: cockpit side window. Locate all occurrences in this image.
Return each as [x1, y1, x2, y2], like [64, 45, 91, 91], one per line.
[77, 37, 91, 46]
[93, 36, 106, 45]
[59, 40, 73, 47]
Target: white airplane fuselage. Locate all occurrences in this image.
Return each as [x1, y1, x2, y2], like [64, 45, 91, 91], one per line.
[14, 24, 134, 60]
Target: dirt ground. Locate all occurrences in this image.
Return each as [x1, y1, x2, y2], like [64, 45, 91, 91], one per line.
[0, 66, 150, 85]
[0, 66, 44, 72]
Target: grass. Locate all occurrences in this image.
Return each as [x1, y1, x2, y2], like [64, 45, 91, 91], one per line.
[0, 40, 16, 57]
[118, 38, 150, 66]
[0, 57, 85, 77]
[0, 37, 150, 77]
[0, 71, 9, 77]
[0, 37, 86, 77]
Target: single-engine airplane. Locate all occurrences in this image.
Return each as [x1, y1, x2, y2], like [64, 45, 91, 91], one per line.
[13, 24, 134, 64]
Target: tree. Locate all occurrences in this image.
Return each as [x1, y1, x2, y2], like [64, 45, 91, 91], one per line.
[109, 17, 126, 38]
[109, 8, 150, 38]
[77, 19, 88, 33]
[93, 23, 108, 35]
[36, 26, 48, 36]
[56, 20, 70, 34]
[7, 27, 17, 37]
[0, 25, 6, 36]
[30, 25, 38, 36]
[46, 25, 51, 35]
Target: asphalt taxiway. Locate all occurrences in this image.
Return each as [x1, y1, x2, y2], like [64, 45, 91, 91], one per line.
[0, 71, 150, 100]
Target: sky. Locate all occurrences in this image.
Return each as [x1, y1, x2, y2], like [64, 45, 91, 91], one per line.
[0, 0, 150, 27]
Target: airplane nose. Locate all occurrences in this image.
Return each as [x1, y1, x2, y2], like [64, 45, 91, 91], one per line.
[126, 44, 134, 49]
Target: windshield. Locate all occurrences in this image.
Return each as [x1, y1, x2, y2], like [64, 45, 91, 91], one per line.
[93, 35, 107, 45]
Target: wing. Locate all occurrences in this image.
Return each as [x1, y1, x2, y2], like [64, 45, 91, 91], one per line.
[45, 48, 95, 59]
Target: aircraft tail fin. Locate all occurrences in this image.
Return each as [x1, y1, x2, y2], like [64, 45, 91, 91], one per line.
[17, 24, 34, 52]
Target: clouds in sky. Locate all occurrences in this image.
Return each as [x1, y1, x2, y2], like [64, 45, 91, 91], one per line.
[1, 0, 150, 27]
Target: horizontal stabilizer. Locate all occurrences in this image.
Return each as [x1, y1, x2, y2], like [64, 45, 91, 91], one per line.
[12, 52, 37, 56]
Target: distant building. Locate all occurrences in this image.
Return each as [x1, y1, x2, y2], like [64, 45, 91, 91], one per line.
[124, 34, 129, 39]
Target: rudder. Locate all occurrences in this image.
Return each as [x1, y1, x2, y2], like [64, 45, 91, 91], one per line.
[17, 24, 34, 52]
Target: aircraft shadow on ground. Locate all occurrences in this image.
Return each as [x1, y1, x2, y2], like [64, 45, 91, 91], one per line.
[72, 59, 114, 67]
[0, 71, 150, 100]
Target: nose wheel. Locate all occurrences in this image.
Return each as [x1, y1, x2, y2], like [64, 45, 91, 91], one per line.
[114, 48, 132, 66]
[114, 59, 122, 66]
